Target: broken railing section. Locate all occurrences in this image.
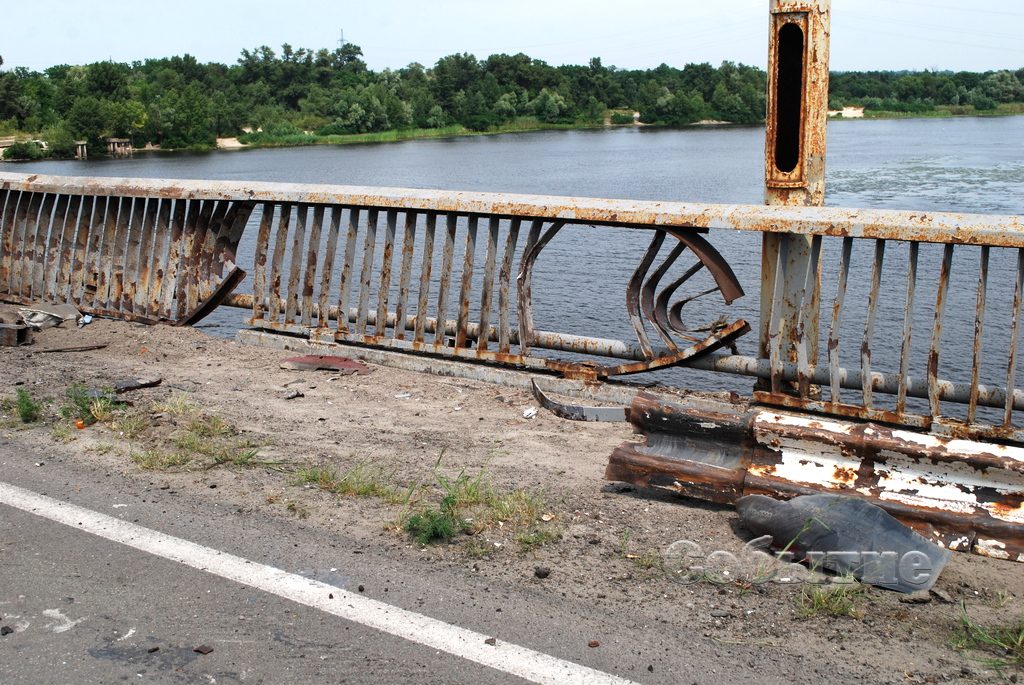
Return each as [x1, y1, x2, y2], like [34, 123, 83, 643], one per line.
[606, 391, 1024, 562]
[240, 201, 748, 380]
[0, 183, 252, 325]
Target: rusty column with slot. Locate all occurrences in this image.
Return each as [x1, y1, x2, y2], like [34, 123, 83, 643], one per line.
[759, 0, 831, 385]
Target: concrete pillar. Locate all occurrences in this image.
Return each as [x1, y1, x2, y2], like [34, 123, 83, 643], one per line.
[758, 0, 831, 383]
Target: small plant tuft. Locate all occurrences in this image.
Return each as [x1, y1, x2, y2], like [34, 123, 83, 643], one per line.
[953, 602, 1024, 670]
[797, 581, 865, 619]
[15, 388, 41, 423]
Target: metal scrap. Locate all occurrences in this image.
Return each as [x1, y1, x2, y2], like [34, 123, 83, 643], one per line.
[530, 380, 627, 422]
[606, 391, 1024, 561]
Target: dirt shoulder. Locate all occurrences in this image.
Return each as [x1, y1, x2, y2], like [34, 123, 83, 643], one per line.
[2, 319, 1022, 683]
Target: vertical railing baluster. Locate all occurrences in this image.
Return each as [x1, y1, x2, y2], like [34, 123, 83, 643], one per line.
[394, 211, 418, 340]
[250, 202, 275, 322]
[43, 194, 71, 300]
[27, 192, 55, 299]
[338, 208, 362, 334]
[967, 246, 989, 423]
[183, 201, 215, 317]
[99, 197, 125, 312]
[13, 192, 43, 300]
[477, 217, 500, 350]
[498, 218, 522, 353]
[376, 210, 398, 336]
[414, 212, 438, 343]
[895, 242, 919, 415]
[516, 220, 554, 354]
[134, 198, 161, 316]
[161, 200, 186, 319]
[434, 214, 458, 345]
[56, 195, 82, 302]
[147, 199, 172, 318]
[356, 209, 380, 335]
[861, 240, 886, 408]
[826, 237, 853, 404]
[0, 191, 22, 294]
[122, 197, 147, 314]
[928, 244, 955, 420]
[795, 235, 822, 398]
[300, 205, 324, 327]
[79, 196, 103, 307]
[284, 204, 309, 326]
[455, 216, 479, 349]
[767, 236, 790, 395]
[267, 203, 291, 323]
[318, 206, 342, 328]
[1004, 249, 1024, 427]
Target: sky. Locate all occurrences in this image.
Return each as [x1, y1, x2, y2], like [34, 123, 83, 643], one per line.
[3, 0, 1023, 74]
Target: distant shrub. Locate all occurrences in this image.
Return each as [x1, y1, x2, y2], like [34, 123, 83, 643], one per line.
[609, 112, 634, 125]
[3, 140, 48, 161]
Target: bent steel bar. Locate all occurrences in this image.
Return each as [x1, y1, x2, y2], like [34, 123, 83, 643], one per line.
[2, 173, 1023, 247]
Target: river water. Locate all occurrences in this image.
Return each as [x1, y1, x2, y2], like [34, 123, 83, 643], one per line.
[13, 117, 1024, 417]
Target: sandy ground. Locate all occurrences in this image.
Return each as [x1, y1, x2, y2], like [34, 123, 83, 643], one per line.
[3, 319, 1023, 683]
[215, 137, 246, 150]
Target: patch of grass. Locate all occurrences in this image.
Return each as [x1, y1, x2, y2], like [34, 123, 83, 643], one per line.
[797, 581, 865, 619]
[169, 413, 267, 469]
[89, 396, 117, 423]
[953, 603, 1024, 670]
[151, 392, 198, 416]
[516, 527, 561, 551]
[405, 508, 464, 545]
[131, 449, 192, 470]
[88, 442, 117, 455]
[110, 411, 150, 439]
[50, 422, 74, 443]
[14, 388, 41, 423]
[292, 463, 403, 500]
[60, 383, 97, 424]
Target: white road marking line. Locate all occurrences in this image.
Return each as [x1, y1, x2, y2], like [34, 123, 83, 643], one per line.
[0, 482, 635, 685]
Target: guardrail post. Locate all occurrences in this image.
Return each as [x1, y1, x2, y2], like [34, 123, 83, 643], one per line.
[759, 0, 831, 380]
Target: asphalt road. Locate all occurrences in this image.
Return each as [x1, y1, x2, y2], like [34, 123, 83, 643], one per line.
[0, 437, 757, 685]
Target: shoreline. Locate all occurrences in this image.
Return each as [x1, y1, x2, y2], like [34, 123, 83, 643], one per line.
[4, 109, 1022, 160]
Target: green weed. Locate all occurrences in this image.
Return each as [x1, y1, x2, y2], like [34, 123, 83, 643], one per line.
[797, 581, 865, 619]
[953, 603, 1024, 670]
[14, 388, 41, 423]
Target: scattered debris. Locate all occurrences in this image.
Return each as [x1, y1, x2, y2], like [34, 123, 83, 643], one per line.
[588, 640, 600, 648]
[193, 645, 214, 655]
[0, 323, 32, 347]
[282, 389, 304, 400]
[522, 407, 538, 420]
[394, 392, 412, 399]
[37, 344, 108, 354]
[534, 566, 551, 579]
[147, 646, 160, 654]
[18, 303, 81, 329]
[484, 637, 497, 646]
[0, 626, 13, 636]
[530, 380, 628, 422]
[114, 377, 162, 393]
[279, 355, 371, 375]
[736, 494, 952, 593]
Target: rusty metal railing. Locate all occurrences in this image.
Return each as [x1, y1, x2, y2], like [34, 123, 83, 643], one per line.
[2, 173, 1024, 444]
[0, 182, 252, 324]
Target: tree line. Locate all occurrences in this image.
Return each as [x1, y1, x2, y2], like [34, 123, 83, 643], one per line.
[0, 45, 1022, 157]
